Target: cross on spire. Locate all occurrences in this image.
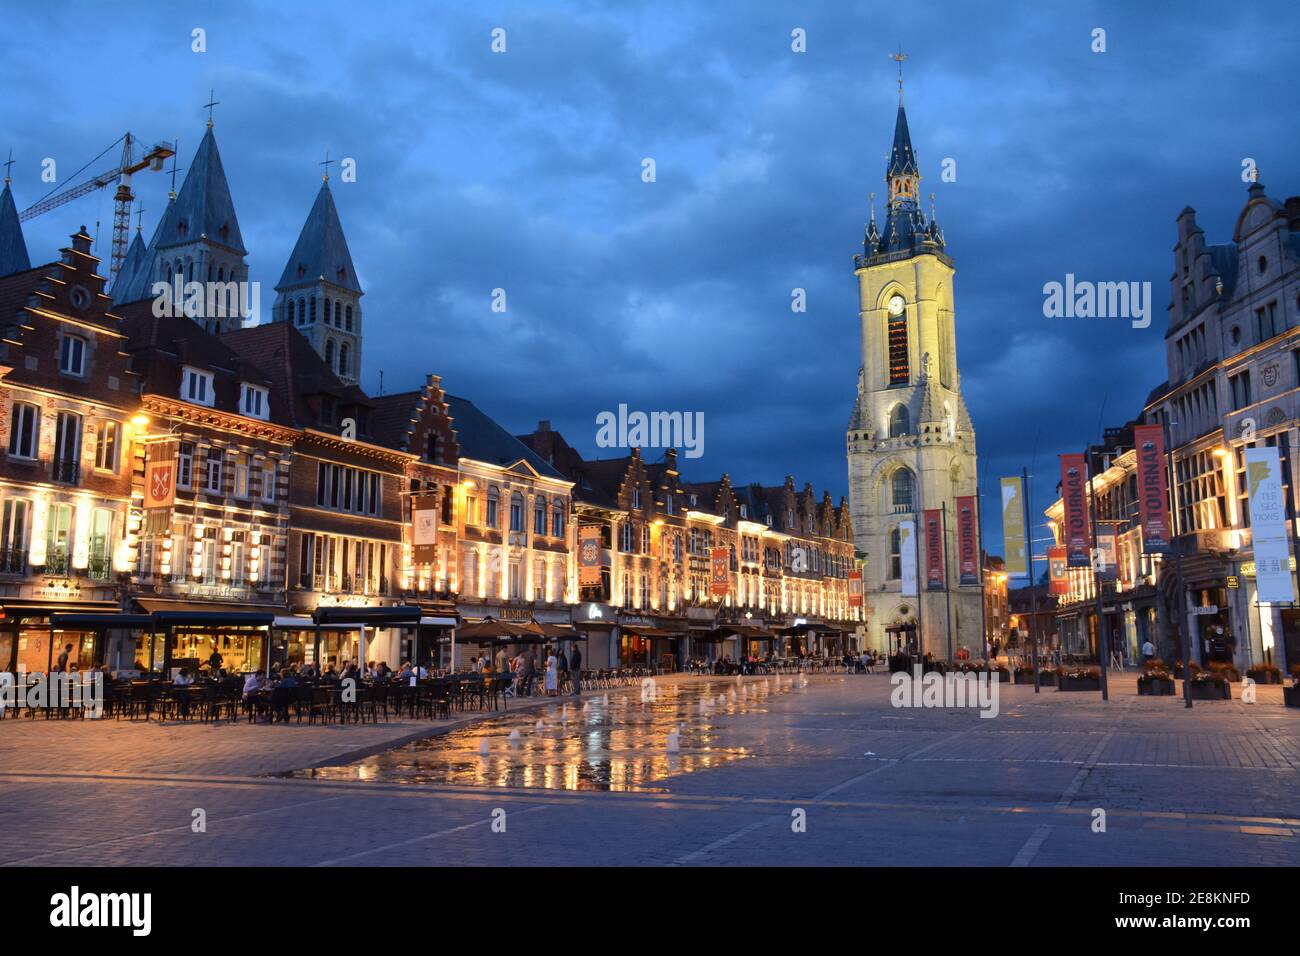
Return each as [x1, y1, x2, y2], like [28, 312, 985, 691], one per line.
[134, 201, 147, 233]
[203, 90, 220, 128]
[891, 47, 908, 104]
[3, 149, 13, 185]
[319, 150, 334, 182]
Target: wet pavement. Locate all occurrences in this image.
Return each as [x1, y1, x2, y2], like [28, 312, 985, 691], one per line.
[286, 674, 812, 792]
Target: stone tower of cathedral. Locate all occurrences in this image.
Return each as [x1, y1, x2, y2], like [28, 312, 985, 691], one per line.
[270, 173, 363, 385]
[846, 76, 980, 656]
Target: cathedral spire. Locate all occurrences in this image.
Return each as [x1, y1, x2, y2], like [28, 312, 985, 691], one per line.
[0, 177, 31, 279]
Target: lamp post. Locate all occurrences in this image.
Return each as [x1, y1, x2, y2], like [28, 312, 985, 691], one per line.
[1163, 414, 1193, 709]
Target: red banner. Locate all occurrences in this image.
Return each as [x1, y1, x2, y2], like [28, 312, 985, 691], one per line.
[578, 526, 602, 586]
[956, 495, 979, 586]
[710, 546, 731, 596]
[1060, 453, 1092, 567]
[1133, 424, 1171, 553]
[924, 508, 945, 590]
[847, 570, 862, 607]
[1049, 545, 1069, 595]
[143, 442, 176, 511]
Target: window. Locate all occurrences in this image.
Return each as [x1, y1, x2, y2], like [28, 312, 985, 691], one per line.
[510, 492, 524, 533]
[887, 300, 909, 385]
[665, 493, 674, 515]
[1255, 301, 1281, 342]
[240, 383, 268, 420]
[182, 367, 214, 406]
[261, 462, 276, 502]
[1229, 370, 1252, 411]
[891, 469, 914, 511]
[7, 402, 38, 459]
[486, 486, 499, 527]
[890, 527, 903, 579]
[234, 455, 249, 498]
[889, 404, 910, 437]
[0, 498, 29, 571]
[94, 420, 119, 472]
[621, 522, 634, 552]
[345, 306, 353, 331]
[176, 442, 194, 488]
[424, 432, 438, 463]
[204, 448, 224, 494]
[441, 485, 454, 525]
[641, 525, 651, 553]
[324, 339, 335, 368]
[631, 487, 641, 509]
[296, 298, 305, 324]
[314, 461, 381, 516]
[45, 503, 72, 574]
[551, 502, 564, 538]
[338, 343, 349, 377]
[53, 412, 81, 482]
[59, 335, 86, 376]
[88, 509, 112, 580]
[534, 496, 546, 535]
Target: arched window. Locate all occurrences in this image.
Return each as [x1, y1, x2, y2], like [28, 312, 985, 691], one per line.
[297, 298, 305, 324]
[345, 306, 353, 331]
[338, 343, 349, 376]
[534, 495, 546, 535]
[324, 339, 335, 367]
[509, 492, 524, 532]
[486, 486, 499, 527]
[217, 265, 224, 282]
[889, 404, 910, 437]
[324, 299, 332, 325]
[309, 296, 317, 323]
[552, 502, 565, 538]
[891, 469, 914, 511]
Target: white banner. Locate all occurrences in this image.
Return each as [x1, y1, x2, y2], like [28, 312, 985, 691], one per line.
[899, 519, 918, 598]
[1245, 447, 1296, 604]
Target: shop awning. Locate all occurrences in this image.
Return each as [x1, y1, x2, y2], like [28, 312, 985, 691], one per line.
[1, 599, 121, 621]
[135, 598, 284, 617]
[49, 613, 153, 630]
[420, 616, 458, 627]
[623, 625, 685, 638]
[713, 624, 776, 640]
[152, 610, 277, 628]
[273, 615, 357, 631]
[313, 606, 422, 627]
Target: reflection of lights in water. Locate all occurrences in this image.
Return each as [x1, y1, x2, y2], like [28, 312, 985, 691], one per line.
[285, 677, 802, 792]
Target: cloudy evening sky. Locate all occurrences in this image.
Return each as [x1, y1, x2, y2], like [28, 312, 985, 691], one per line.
[3, 0, 1297, 565]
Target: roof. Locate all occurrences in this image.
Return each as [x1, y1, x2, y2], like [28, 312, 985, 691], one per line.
[0, 183, 31, 278]
[368, 389, 423, 448]
[886, 104, 918, 179]
[221, 322, 370, 430]
[111, 197, 172, 304]
[153, 127, 245, 255]
[276, 180, 361, 294]
[111, 230, 148, 298]
[444, 394, 563, 479]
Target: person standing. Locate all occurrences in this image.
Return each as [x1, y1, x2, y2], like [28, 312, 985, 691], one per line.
[495, 645, 508, 674]
[1141, 638, 1155, 663]
[569, 643, 583, 695]
[557, 646, 569, 694]
[544, 647, 558, 696]
[56, 643, 73, 672]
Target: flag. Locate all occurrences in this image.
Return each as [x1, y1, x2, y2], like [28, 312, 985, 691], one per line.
[578, 526, 603, 586]
[1000, 477, 1027, 576]
[710, 546, 731, 596]
[1049, 545, 1069, 595]
[1245, 447, 1296, 603]
[143, 442, 176, 511]
[899, 519, 918, 597]
[1060, 453, 1092, 567]
[413, 495, 438, 565]
[1134, 424, 1171, 553]
[924, 508, 945, 590]
[847, 570, 862, 607]
[956, 495, 979, 586]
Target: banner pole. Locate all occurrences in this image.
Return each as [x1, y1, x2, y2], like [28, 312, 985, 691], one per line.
[942, 502, 953, 664]
[1023, 468, 1040, 694]
[1086, 451, 1110, 702]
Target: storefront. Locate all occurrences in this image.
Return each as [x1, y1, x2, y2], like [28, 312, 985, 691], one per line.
[618, 613, 687, 671]
[0, 600, 123, 674]
[1189, 586, 1233, 664]
[572, 602, 617, 668]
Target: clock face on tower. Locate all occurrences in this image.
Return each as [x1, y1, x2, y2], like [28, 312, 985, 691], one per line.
[887, 294, 905, 316]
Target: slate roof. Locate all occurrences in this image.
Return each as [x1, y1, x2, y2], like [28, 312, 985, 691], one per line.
[886, 105, 918, 179]
[369, 390, 423, 449]
[276, 181, 361, 293]
[444, 394, 563, 480]
[153, 127, 245, 255]
[111, 230, 148, 299]
[0, 183, 31, 279]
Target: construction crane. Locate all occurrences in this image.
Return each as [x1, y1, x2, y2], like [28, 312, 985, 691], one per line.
[19, 133, 174, 280]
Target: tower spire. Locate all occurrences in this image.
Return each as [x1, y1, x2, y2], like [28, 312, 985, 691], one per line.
[891, 48, 907, 105]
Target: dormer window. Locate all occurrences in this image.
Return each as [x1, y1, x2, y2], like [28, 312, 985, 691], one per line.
[182, 366, 214, 407]
[240, 383, 269, 420]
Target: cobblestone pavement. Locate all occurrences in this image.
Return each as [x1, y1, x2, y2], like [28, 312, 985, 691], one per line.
[1, 672, 1298, 866]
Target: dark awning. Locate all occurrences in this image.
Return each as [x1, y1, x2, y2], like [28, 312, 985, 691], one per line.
[713, 625, 775, 640]
[49, 613, 153, 630]
[313, 605, 422, 627]
[152, 610, 277, 628]
[1, 599, 121, 621]
[622, 625, 685, 638]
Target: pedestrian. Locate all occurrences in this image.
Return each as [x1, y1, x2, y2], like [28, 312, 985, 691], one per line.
[495, 645, 508, 674]
[56, 643, 73, 672]
[557, 646, 569, 693]
[1141, 638, 1155, 663]
[545, 647, 558, 696]
[569, 643, 583, 695]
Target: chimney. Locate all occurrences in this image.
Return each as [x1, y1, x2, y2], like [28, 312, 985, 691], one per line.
[538, 420, 551, 432]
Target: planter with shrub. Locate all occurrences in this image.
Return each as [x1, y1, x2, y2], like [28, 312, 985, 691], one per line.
[1247, 665, 1282, 685]
[1187, 674, 1231, 700]
[1137, 666, 1175, 696]
[1058, 667, 1101, 692]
